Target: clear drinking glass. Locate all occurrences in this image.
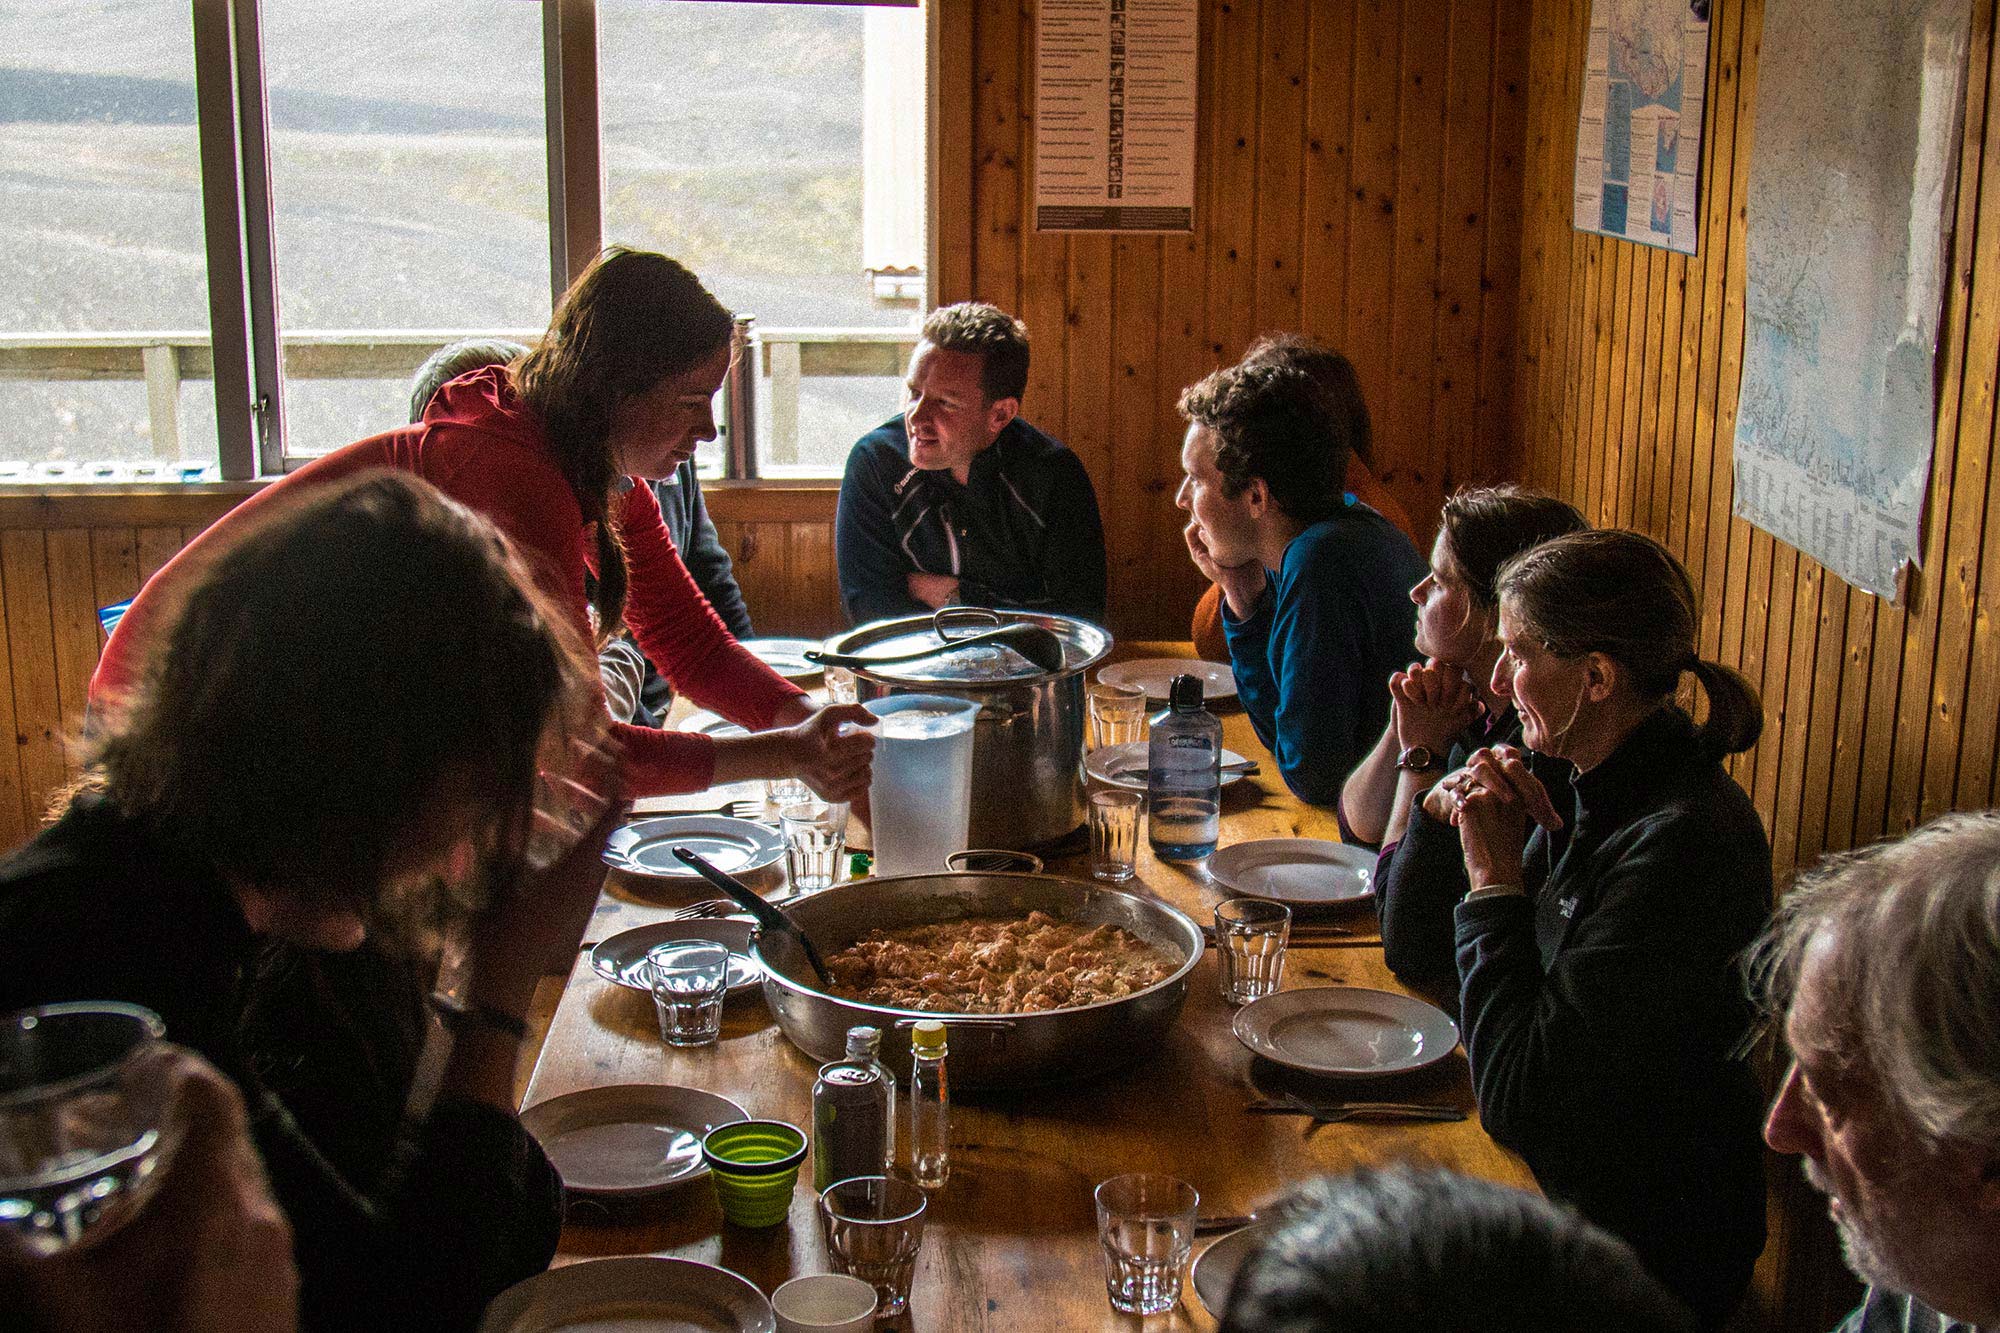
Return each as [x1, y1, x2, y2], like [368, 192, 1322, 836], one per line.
[645, 940, 730, 1047]
[1094, 1172, 1198, 1315]
[1088, 789, 1142, 883]
[1213, 898, 1292, 1005]
[1087, 680, 1148, 750]
[781, 800, 847, 893]
[767, 775, 814, 810]
[0, 1002, 173, 1256]
[818, 1174, 929, 1318]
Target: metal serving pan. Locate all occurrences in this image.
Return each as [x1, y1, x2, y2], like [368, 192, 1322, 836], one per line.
[750, 872, 1204, 1091]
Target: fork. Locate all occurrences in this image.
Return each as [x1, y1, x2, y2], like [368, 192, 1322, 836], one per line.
[656, 798, 765, 821]
[1246, 1095, 1466, 1123]
[672, 899, 737, 920]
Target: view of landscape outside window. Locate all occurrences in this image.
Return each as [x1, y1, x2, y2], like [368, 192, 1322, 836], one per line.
[264, 0, 548, 456]
[601, 1, 925, 477]
[4, 1, 924, 477]
[0, 2, 218, 471]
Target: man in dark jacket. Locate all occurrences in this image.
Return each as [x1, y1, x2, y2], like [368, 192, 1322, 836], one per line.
[835, 302, 1107, 626]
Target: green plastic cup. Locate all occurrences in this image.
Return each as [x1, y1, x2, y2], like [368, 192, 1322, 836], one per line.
[701, 1119, 808, 1228]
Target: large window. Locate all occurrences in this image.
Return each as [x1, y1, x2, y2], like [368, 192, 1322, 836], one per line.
[0, 1, 218, 475]
[601, 0, 924, 477]
[0, 0, 925, 481]
[263, 0, 550, 454]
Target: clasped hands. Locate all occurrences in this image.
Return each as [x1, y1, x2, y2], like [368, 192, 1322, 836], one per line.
[1422, 743, 1564, 892]
[1390, 658, 1483, 755]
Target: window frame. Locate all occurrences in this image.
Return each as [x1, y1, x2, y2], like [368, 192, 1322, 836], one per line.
[186, 0, 927, 481]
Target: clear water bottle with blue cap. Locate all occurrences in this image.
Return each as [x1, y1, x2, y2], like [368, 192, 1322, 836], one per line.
[1146, 674, 1221, 860]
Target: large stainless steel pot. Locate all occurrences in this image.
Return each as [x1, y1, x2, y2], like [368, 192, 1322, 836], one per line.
[750, 873, 1204, 1091]
[822, 609, 1110, 848]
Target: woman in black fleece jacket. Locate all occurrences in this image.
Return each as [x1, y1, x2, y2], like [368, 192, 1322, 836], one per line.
[1431, 530, 1771, 1328]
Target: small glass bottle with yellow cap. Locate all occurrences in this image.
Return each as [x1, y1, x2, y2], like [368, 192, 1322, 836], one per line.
[909, 1019, 950, 1189]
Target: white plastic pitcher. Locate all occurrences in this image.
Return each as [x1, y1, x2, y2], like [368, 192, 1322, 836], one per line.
[863, 694, 982, 876]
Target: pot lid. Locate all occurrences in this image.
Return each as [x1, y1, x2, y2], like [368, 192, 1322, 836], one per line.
[823, 610, 1110, 684]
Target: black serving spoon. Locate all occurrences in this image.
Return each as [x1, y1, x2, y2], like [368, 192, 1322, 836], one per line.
[671, 846, 832, 987]
[806, 623, 1067, 675]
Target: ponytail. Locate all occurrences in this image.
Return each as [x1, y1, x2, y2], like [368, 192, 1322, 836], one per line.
[1687, 658, 1762, 758]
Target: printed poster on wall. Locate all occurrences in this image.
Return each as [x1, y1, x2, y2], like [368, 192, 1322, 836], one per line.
[1034, 0, 1197, 233]
[1572, 0, 1712, 254]
[1731, 0, 1971, 602]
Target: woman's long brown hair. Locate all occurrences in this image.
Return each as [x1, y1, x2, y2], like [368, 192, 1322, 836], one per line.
[93, 471, 596, 936]
[514, 247, 734, 641]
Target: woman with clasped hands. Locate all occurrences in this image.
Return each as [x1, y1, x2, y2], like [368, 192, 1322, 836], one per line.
[1338, 487, 1586, 996]
[88, 247, 872, 805]
[1427, 530, 1772, 1330]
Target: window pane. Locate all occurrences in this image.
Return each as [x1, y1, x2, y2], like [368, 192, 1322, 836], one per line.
[0, 1, 218, 473]
[602, 1, 925, 478]
[262, 0, 549, 457]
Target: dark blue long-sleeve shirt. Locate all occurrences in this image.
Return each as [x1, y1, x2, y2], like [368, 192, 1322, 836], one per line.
[835, 416, 1107, 626]
[1221, 501, 1425, 806]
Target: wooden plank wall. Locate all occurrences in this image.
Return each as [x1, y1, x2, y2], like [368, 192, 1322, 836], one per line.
[0, 490, 246, 849]
[933, 0, 1532, 638]
[0, 484, 839, 851]
[1515, 0, 2000, 1326]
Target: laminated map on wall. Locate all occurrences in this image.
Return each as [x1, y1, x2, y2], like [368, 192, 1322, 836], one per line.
[1573, 0, 1712, 255]
[1731, 0, 1971, 602]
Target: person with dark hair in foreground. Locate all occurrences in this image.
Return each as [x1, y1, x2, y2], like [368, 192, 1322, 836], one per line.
[408, 336, 753, 723]
[93, 248, 871, 803]
[836, 301, 1107, 625]
[1219, 1168, 1696, 1333]
[2, 472, 611, 1330]
[1428, 529, 1772, 1325]
[1753, 811, 2000, 1333]
[1176, 350, 1425, 805]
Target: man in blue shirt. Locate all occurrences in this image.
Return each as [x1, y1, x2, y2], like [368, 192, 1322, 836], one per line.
[1175, 349, 1424, 805]
[836, 303, 1107, 626]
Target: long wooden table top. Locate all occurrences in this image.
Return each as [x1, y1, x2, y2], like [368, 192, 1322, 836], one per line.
[522, 643, 1530, 1331]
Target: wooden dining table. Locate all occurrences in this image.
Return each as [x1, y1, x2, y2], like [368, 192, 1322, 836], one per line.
[517, 642, 1532, 1331]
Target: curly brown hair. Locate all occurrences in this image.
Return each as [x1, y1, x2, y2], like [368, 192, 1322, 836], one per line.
[1178, 357, 1350, 525]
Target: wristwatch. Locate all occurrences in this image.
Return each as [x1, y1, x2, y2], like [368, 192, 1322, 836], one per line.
[1396, 745, 1445, 773]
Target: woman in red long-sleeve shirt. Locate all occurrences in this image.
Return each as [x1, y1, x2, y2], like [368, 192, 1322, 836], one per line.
[92, 248, 872, 801]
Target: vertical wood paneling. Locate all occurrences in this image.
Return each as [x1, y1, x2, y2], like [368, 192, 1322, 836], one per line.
[947, 0, 1530, 638]
[1516, 0, 2000, 1324]
[2, 533, 64, 833]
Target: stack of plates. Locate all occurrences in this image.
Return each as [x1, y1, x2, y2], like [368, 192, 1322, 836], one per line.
[1208, 838, 1374, 906]
[1230, 987, 1460, 1078]
[518, 1084, 749, 1198]
[479, 1256, 775, 1332]
[1097, 657, 1237, 703]
[602, 816, 786, 880]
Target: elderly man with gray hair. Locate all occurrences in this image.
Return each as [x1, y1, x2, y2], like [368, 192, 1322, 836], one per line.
[1753, 811, 2000, 1333]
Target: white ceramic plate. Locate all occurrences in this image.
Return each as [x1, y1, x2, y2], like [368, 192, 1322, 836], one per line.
[677, 709, 749, 739]
[1083, 742, 1251, 791]
[478, 1255, 775, 1332]
[1098, 657, 1237, 703]
[604, 816, 785, 879]
[1193, 1221, 1281, 1316]
[741, 637, 823, 680]
[590, 919, 763, 996]
[518, 1085, 749, 1199]
[1231, 987, 1461, 1078]
[1209, 838, 1374, 905]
